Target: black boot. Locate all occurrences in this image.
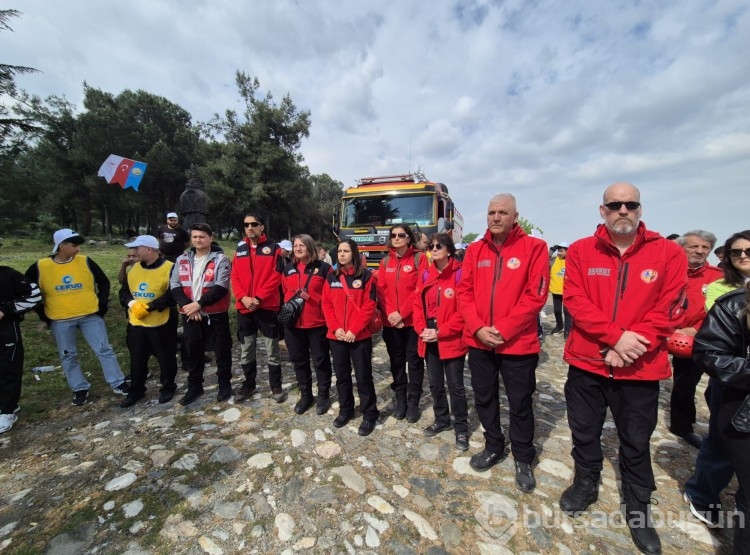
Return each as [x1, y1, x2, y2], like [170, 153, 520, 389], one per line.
[560, 467, 600, 515]
[406, 394, 421, 423]
[393, 392, 407, 420]
[316, 387, 330, 415]
[622, 483, 662, 555]
[294, 385, 315, 414]
[269, 364, 287, 402]
[235, 363, 257, 402]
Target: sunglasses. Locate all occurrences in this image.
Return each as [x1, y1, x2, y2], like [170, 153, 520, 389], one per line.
[428, 243, 445, 251]
[390, 232, 408, 239]
[728, 248, 750, 258]
[244, 222, 261, 228]
[603, 201, 641, 211]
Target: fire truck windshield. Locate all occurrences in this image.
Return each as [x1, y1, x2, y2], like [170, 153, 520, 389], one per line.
[342, 194, 434, 227]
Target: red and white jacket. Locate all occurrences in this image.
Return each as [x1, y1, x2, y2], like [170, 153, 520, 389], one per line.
[170, 247, 231, 314]
[683, 262, 723, 330]
[281, 260, 332, 328]
[322, 267, 377, 341]
[457, 225, 549, 354]
[413, 257, 467, 359]
[231, 235, 284, 313]
[377, 246, 429, 328]
[563, 223, 688, 380]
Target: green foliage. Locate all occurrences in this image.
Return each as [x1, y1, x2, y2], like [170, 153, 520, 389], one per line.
[462, 232, 479, 243]
[518, 216, 543, 236]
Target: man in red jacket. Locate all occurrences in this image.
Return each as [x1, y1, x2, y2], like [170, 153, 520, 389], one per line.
[456, 193, 549, 493]
[231, 213, 287, 403]
[669, 230, 722, 448]
[560, 182, 687, 555]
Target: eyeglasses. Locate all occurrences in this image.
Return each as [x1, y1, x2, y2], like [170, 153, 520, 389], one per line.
[244, 222, 261, 228]
[727, 248, 750, 258]
[390, 232, 408, 239]
[428, 243, 445, 251]
[603, 201, 641, 211]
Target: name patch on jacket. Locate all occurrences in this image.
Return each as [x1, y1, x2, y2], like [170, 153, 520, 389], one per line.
[330, 282, 344, 288]
[477, 260, 492, 268]
[587, 267, 611, 277]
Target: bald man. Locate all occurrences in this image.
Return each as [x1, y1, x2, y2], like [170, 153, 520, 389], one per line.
[559, 182, 687, 555]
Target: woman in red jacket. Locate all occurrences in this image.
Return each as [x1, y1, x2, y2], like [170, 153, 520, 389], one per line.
[281, 234, 333, 416]
[322, 239, 380, 436]
[377, 224, 429, 423]
[413, 233, 469, 451]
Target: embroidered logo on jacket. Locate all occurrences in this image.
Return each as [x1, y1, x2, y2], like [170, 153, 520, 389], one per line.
[588, 268, 611, 277]
[444, 288, 455, 298]
[352, 280, 363, 288]
[641, 269, 658, 283]
[402, 265, 413, 273]
[507, 258, 520, 269]
[478, 260, 492, 268]
[262, 247, 272, 254]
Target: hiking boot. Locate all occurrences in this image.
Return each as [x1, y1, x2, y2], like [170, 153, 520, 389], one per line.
[560, 469, 600, 515]
[515, 460, 536, 493]
[113, 382, 130, 396]
[406, 397, 421, 424]
[316, 395, 330, 415]
[179, 387, 204, 406]
[72, 390, 89, 406]
[158, 390, 176, 404]
[469, 448, 506, 472]
[294, 394, 315, 415]
[120, 393, 144, 408]
[622, 483, 662, 555]
[550, 325, 564, 335]
[333, 412, 353, 428]
[423, 421, 452, 437]
[392, 393, 407, 420]
[272, 387, 288, 403]
[217, 381, 233, 402]
[358, 419, 377, 436]
[234, 384, 256, 403]
[455, 432, 470, 451]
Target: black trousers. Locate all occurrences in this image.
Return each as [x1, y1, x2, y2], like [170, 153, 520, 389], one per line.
[669, 355, 703, 434]
[382, 326, 424, 398]
[552, 293, 572, 333]
[565, 365, 659, 490]
[329, 338, 379, 422]
[182, 312, 232, 387]
[426, 343, 468, 433]
[718, 387, 750, 553]
[0, 322, 23, 414]
[285, 325, 331, 395]
[468, 348, 538, 463]
[128, 320, 178, 396]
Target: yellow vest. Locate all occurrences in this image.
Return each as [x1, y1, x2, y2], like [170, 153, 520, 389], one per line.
[549, 256, 566, 295]
[127, 261, 173, 327]
[37, 256, 99, 320]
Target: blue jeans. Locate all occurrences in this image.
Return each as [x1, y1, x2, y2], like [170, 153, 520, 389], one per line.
[50, 314, 125, 392]
[684, 378, 734, 508]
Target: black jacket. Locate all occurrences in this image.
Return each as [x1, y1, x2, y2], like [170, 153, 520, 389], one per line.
[693, 287, 750, 432]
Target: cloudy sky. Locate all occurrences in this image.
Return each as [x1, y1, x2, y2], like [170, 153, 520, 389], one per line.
[3, 0, 749, 255]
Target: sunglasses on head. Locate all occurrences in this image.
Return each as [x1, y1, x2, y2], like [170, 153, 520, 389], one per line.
[390, 232, 408, 239]
[604, 201, 641, 211]
[728, 248, 750, 258]
[244, 222, 261, 228]
[428, 243, 445, 251]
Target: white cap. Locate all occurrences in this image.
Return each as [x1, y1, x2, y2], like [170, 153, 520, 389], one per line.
[166, 212, 178, 219]
[125, 235, 160, 249]
[279, 240, 293, 251]
[556, 241, 570, 249]
[52, 229, 84, 254]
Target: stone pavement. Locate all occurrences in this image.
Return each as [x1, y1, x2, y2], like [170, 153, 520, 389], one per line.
[0, 316, 736, 554]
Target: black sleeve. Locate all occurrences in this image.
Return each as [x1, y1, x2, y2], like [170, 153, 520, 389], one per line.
[693, 303, 750, 391]
[87, 258, 111, 315]
[119, 281, 134, 308]
[24, 262, 49, 323]
[170, 285, 192, 307]
[148, 290, 176, 312]
[197, 286, 229, 308]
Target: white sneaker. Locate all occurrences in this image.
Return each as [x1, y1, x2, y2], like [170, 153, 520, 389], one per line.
[0, 413, 18, 433]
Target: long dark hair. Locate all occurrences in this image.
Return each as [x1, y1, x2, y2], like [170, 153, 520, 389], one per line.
[721, 230, 750, 288]
[334, 239, 365, 278]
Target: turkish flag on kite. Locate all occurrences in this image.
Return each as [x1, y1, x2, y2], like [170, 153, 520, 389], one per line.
[97, 155, 148, 191]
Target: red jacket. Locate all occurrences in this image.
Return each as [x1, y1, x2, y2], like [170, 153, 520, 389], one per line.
[231, 235, 283, 313]
[456, 226, 549, 354]
[683, 263, 723, 329]
[563, 223, 688, 380]
[322, 267, 377, 341]
[281, 260, 332, 328]
[377, 246, 429, 328]
[413, 258, 467, 359]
